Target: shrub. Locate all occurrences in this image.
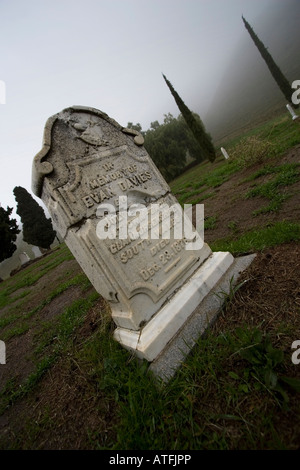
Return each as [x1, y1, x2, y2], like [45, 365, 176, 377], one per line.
[230, 136, 276, 168]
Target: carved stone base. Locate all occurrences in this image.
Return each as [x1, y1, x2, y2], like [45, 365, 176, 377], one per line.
[114, 252, 255, 375]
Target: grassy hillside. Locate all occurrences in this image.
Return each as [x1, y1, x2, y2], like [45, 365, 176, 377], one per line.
[0, 113, 300, 450]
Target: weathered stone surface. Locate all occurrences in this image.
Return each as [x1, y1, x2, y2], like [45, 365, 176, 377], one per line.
[32, 106, 210, 331]
[32, 246, 42, 258]
[32, 106, 254, 368]
[149, 253, 256, 382]
[19, 252, 30, 265]
[114, 251, 235, 361]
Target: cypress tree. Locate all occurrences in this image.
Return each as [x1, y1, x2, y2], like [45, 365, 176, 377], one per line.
[242, 16, 295, 106]
[0, 206, 20, 262]
[13, 186, 56, 250]
[162, 74, 216, 162]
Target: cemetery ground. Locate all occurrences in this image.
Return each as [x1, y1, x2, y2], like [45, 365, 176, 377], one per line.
[0, 113, 300, 450]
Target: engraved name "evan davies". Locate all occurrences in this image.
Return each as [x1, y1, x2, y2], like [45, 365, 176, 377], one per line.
[82, 169, 152, 208]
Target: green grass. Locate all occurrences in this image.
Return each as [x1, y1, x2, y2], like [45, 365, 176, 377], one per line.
[223, 114, 300, 157]
[0, 272, 91, 340]
[204, 215, 218, 230]
[0, 290, 100, 415]
[171, 159, 240, 194]
[172, 160, 240, 207]
[73, 322, 300, 450]
[243, 162, 299, 182]
[245, 163, 299, 215]
[0, 244, 74, 305]
[210, 221, 300, 255]
[227, 221, 239, 233]
[186, 192, 215, 205]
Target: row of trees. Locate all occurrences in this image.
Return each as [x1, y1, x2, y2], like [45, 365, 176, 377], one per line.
[128, 112, 213, 181]
[0, 187, 56, 263]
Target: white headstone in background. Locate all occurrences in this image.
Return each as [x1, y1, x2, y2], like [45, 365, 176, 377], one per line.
[286, 104, 299, 121]
[32, 106, 255, 377]
[0, 340, 5, 364]
[19, 252, 30, 265]
[221, 147, 229, 160]
[32, 246, 43, 258]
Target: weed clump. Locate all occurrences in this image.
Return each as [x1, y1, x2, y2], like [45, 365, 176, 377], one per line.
[230, 136, 276, 168]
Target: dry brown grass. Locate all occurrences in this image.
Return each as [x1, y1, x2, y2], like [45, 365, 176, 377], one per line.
[230, 136, 276, 168]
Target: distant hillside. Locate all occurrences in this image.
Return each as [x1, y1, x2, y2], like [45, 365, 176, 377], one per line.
[205, 0, 300, 142]
[0, 231, 60, 280]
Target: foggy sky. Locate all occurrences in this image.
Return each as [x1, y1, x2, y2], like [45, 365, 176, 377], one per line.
[205, 0, 300, 140]
[0, 0, 295, 214]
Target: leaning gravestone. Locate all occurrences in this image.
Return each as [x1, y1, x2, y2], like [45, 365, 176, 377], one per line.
[32, 246, 43, 259]
[32, 106, 255, 381]
[19, 252, 30, 266]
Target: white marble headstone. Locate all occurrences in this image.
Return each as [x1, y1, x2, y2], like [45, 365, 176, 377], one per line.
[32, 246, 42, 258]
[32, 106, 253, 368]
[19, 252, 30, 265]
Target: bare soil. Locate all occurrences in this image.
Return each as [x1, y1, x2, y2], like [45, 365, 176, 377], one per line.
[199, 145, 300, 243]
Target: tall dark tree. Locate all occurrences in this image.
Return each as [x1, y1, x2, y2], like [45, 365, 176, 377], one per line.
[242, 16, 296, 107]
[143, 113, 208, 181]
[0, 206, 20, 262]
[13, 186, 56, 250]
[162, 74, 216, 162]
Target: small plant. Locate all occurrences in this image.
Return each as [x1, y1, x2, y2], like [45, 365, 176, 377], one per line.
[245, 163, 299, 215]
[231, 328, 300, 406]
[230, 136, 276, 168]
[211, 221, 300, 254]
[227, 221, 239, 233]
[204, 215, 218, 230]
[215, 276, 248, 313]
[188, 193, 215, 205]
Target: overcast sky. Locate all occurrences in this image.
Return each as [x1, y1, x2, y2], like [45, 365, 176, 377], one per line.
[0, 0, 279, 215]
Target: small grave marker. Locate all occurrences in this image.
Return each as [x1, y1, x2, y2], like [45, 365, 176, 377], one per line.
[19, 252, 30, 265]
[286, 103, 299, 121]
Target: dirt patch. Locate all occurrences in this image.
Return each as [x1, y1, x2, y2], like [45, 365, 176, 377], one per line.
[199, 149, 300, 243]
[0, 297, 117, 450]
[9, 249, 54, 277]
[2, 356, 118, 450]
[0, 331, 36, 389]
[22, 259, 83, 313]
[40, 285, 88, 323]
[213, 242, 300, 341]
[0, 258, 83, 320]
[0, 284, 87, 392]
